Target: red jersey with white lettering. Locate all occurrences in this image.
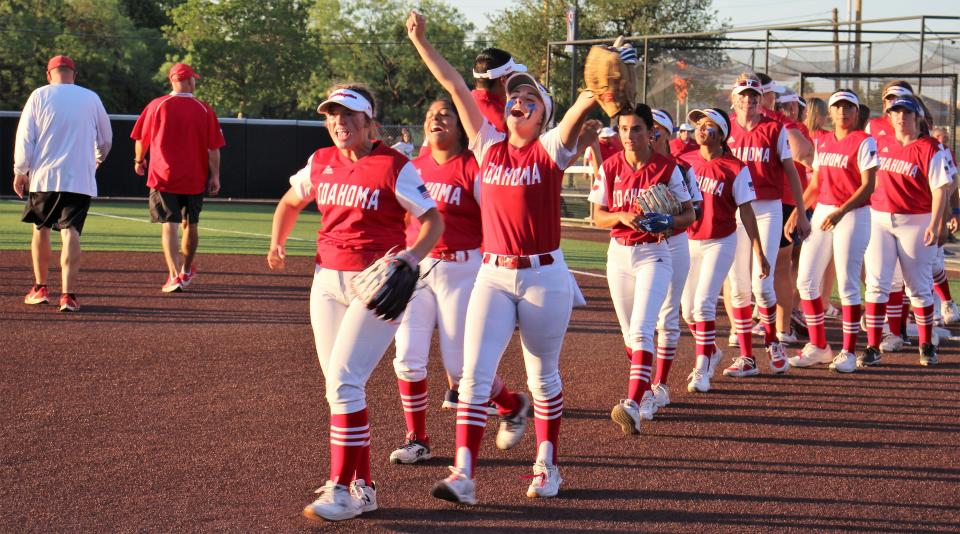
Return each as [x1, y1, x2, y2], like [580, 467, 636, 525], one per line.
[470, 121, 577, 256]
[813, 130, 879, 206]
[683, 152, 756, 240]
[669, 138, 698, 158]
[405, 150, 482, 252]
[781, 122, 811, 207]
[588, 151, 692, 244]
[871, 135, 955, 214]
[289, 142, 436, 270]
[130, 93, 225, 195]
[727, 115, 792, 201]
[866, 117, 893, 138]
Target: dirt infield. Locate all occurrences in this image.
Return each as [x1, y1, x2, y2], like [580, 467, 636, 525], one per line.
[2, 249, 959, 532]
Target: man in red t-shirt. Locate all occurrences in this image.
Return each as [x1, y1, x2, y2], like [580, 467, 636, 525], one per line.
[131, 63, 225, 293]
[669, 123, 697, 157]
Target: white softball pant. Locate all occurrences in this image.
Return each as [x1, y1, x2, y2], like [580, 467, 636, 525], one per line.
[864, 210, 935, 308]
[606, 239, 673, 353]
[393, 249, 481, 383]
[681, 232, 739, 324]
[310, 266, 402, 415]
[727, 199, 782, 308]
[797, 204, 871, 305]
[457, 250, 572, 405]
[657, 233, 690, 348]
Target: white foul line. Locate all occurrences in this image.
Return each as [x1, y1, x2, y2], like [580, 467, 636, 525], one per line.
[569, 268, 606, 279]
[87, 210, 308, 241]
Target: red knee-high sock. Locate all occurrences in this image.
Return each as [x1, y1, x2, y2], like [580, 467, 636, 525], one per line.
[902, 300, 911, 336]
[801, 298, 827, 349]
[533, 392, 563, 465]
[355, 446, 371, 485]
[694, 320, 716, 370]
[934, 270, 953, 301]
[733, 305, 754, 357]
[329, 409, 369, 486]
[915, 304, 935, 345]
[841, 304, 862, 353]
[398, 378, 429, 444]
[490, 375, 519, 416]
[757, 305, 777, 345]
[627, 349, 654, 402]
[864, 302, 886, 347]
[653, 345, 675, 385]
[886, 291, 904, 335]
[455, 401, 489, 476]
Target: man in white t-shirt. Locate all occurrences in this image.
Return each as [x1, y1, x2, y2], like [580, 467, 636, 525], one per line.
[13, 55, 112, 312]
[391, 127, 415, 158]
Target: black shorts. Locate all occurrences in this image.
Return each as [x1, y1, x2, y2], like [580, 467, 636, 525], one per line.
[780, 203, 797, 248]
[149, 189, 203, 224]
[21, 191, 92, 235]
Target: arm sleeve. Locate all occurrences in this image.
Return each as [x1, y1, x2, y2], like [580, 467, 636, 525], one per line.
[668, 166, 693, 203]
[857, 137, 879, 171]
[468, 120, 506, 166]
[685, 167, 703, 202]
[539, 127, 578, 170]
[928, 150, 956, 191]
[94, 97, 112, 164]
[777, 126, 793, 161]
[587, 165, 608, 207]
[13, 92, 38, 175]
[288, 157, 316, 201]
[732, 166, 757, 205]
[394, 162, 438, 218]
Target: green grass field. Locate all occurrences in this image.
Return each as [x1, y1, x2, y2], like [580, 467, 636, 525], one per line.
[0, 199, 609, 271]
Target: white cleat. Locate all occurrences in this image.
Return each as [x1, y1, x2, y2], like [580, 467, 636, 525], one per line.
[708, 346, 723, 377]
[687, 368, 711, 393]
[350, 479, 377, 513]
[723, 355, 760, 377]
[637, 390, 658, 420]
[651, 383, 671, 408]
[788, 343, 834, 367]
[728, 332, 739, 348]
[526, 460, 563, 498]
[942, 300, 960, 325]
[495, 392, 529, 450]
[751, 322, 765, 336]
[777, 329, 801, 345]
[432, 466, 477, 505]
[303, 481, 362, 522]
[879, 332, 904, 353]
[766, 341, 791, 374]
[611, 398, 642, 434]
[389, 439, 433, 465]
[829, 350, 858, 373]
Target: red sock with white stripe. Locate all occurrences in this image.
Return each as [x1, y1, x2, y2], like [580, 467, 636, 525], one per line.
[933, 270, 952, 301]
[454, 401, 488, 476]
[355, 445, 371, 485]
[694, 321, 716, 370]
[490, 375, 519, 416]
[533, 393, 563, 464]
[329, 409, 369, 486]
[733, 306, 754, 358]
[914, 304, 935, 345]
[801, 298, 827, 348]
[865, 301, 886, 347]
[653, 345, 675, 385]
[397, 378, 429, 444]
[886, 291, 904, 335]
[841, 304, 861, 352]
[627, 349, 653, 402]
[757, 305, 777, 345]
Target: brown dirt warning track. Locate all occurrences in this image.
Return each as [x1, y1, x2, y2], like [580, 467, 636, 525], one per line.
[1, 248, 959, 533]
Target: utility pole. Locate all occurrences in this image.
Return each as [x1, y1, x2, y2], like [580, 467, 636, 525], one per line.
[853, 0, 862, 94]
[832, 8, 840, 90]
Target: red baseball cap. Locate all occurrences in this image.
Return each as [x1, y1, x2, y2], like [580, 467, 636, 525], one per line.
[169, 63, 200, 81]
[47, 55, 76, 72]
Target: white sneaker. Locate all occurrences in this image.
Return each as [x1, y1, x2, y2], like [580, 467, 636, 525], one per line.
[728, 332, 739, 348]
[637, 390, 658, 420]
[788, 343, 833, 367]
[432, 466, 477, 505]
[777, 330, 800, 345]
[766, 341, 790, 374]
[751, 322, 765, 336]
[687, 368, 710, 393]
[526, 460, 563, 498]
[829, 350, 858, 373]
[709, 346, 723, 376]
[879, 332, 904, 353]
[495, 392, 529, 450]
[723, 355, 759, 377]
[389, 439, 432, 464]
[824, 303, 840, 319]
[611, 398, 642, 434]
[942, 300, 960, 325]
[350, 479, 377, 513]
[303, 481, 361, 522]
[651, 383, 671, 408]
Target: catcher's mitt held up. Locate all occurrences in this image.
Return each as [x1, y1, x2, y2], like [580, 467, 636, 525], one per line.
[584, 36, 637, 117]
[352, 249, 420, 321]
[633, 183, 682, 217]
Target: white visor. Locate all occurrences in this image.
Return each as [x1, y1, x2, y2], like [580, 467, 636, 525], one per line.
[688, 108, 730, 139]
[599, 127, 617, 138]
[317, 89, 374, 118]
[761, 81, 786, 94]
[651, 109, 675, 133]
[828, 91, 860, 108]
[679, 123, 695, 131]
[777, 93, 800, 104]
[473, 57, 528, 80]
[883, 86, 913, 99]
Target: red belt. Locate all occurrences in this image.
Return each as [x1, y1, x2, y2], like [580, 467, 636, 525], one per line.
[614, 237, 656, 246]
[428, 250, 471, 262]
[482, 252, 555, 269]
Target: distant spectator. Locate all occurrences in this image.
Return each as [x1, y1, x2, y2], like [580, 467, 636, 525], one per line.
[669, 123, 698, 157]
[391, 127, 415, 158]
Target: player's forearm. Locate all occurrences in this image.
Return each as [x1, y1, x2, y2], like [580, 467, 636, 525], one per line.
[930, 186, 948, 233]
[208, 149, 221, 178]
[408, 34, 483, 139]
[672, 202, 696, 230]
[592, 205, 622, 229]
[739, 203, 765, 257]
[271, 189, 308, 248]
[134, 141, 145, 162]
[787, 128, 813, 168]
[408, 208, 444, 260]
[557, 91, 597, 150]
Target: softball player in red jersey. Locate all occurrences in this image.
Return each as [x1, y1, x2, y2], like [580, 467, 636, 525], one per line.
[267, 84, 443, 522]
[589, 104, 695, 433]
[866, 81, 914, 140]
[648, 108, 702, 410]
[681, 108, 769, 393]
[791, 90, 878, 372]
[861, 96, 955, 367]
[408, 11, 596, 503]
[724, 74, 810, 377]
